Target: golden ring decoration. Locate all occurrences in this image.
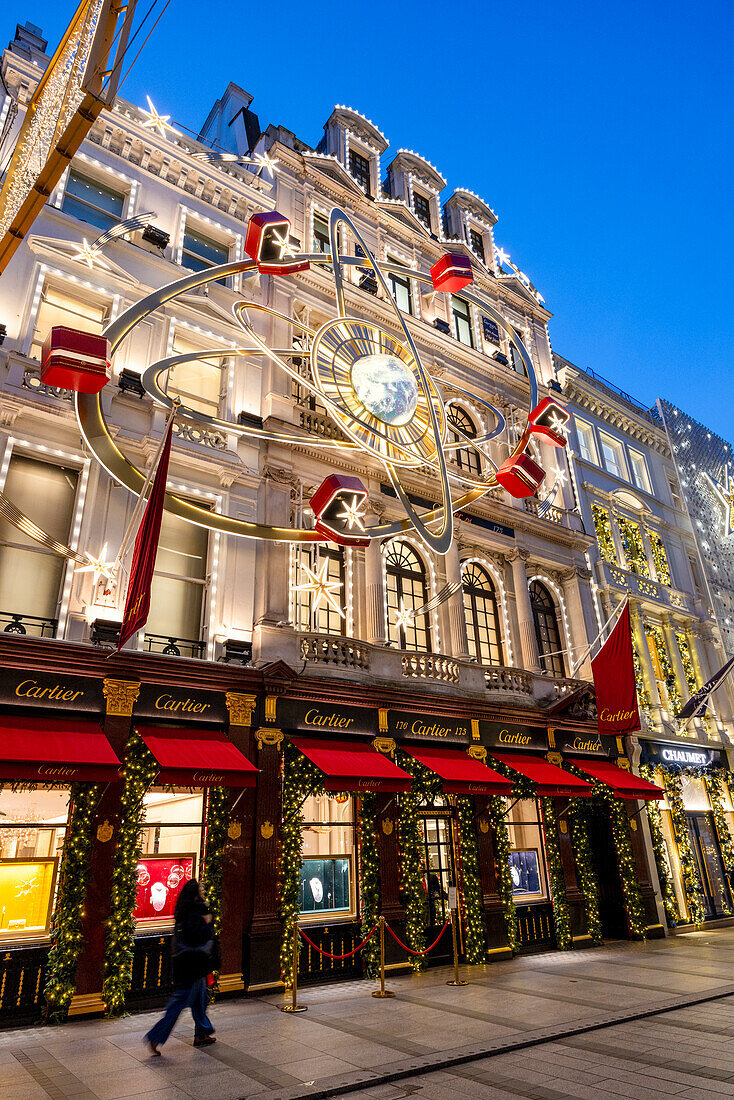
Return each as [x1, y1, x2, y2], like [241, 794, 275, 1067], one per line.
[75, 206, 540, 553]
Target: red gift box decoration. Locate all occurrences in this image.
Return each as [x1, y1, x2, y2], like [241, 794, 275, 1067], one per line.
[40, 327, 111, 394]
[244, 210, 310, 276]
[311, 474, 369, 546]
[495, 452, 546, 498]
[430, 252, 473, 293]
[527, 397, 570, 447]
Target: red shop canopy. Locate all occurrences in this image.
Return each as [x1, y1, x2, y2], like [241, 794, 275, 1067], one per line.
[491, 752, 592, 797]
[138, 726, 258, 787]
[0, 716, 120, 783]
[568, 758, 664, 801]
[402, 745, 512, 796]
[291, 737, 412, 793]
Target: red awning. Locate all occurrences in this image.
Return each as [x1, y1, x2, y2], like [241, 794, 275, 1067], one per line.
[568, 758, 664, 800]
[491, 752, 592, 796]
[402, 745, 512, 795]
[291, 737, 412, 793]
[0, 716, 120, 783]
[138, 726, 258, 787]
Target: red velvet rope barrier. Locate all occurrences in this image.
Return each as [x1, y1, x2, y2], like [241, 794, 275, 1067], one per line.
[385, 919, 450, 955]
[298, 922, 379, 960]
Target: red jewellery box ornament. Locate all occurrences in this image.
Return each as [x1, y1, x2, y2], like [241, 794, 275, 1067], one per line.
[430, 252, 473, 293]
[495, 451, 546, 499]
[310, 474, 369, 546]
[244, 210, 310, 276]
[527, 397, 570, 447]
[41, 327, 111, 394]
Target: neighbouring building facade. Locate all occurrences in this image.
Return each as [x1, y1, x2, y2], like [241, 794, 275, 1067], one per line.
[0, 19, 716, 1029]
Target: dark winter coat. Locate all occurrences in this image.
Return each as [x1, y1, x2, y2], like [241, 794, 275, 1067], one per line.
[172, 896, 216, 989]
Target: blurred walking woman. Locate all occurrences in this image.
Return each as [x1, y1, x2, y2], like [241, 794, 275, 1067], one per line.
[146, 879, 218, 1055]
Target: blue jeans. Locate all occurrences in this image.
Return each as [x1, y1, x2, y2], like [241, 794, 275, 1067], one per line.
[146, 978, 214, 1046]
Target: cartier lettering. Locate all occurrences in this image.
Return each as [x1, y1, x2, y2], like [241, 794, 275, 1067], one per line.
[572, 737, 602, 752]
[15, 679, 84, 702]
[498, 728, 531, 745]
[192, 771, 224, 783]
[37, 765, 76, 777]
[304, 708, 354, 728]
[599, 708, 636, 723]
[155, 694, 211, 714]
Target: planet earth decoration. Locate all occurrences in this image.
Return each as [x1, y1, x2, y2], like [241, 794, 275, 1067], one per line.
[350, 353, 419, 426]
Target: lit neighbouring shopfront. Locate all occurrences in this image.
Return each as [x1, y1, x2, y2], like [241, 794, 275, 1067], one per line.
[639, 740, 734, 926]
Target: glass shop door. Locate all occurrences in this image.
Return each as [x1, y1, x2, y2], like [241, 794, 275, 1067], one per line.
[419, 811, 455, 963]
[686, 813, 732, 920]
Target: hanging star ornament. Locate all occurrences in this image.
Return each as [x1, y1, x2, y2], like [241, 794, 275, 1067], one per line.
[253, 151, 280, 177]
[75, 544, 117, 587]
[547, 411, 567, 439]
[393, 600, 414, 633]
[271, 228, 296, 260]
[703, 470, 734, 537]
[140, 96, 179, 138]
[293, 560, 345, 617]
[72, 239, 110, 270]
[336, 495, 366, 531]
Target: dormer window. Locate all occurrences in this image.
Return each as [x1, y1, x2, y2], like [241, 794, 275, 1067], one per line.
[413, 192, 431, 229]
[469, 229, 485, 263]
[349, 150, 372, 196]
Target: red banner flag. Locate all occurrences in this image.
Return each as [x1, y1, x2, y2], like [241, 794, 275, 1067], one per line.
[591, 600, 640, 735]
[117, 417, 174, 650]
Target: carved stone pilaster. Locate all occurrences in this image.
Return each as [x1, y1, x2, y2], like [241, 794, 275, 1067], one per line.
[103, 678, 140, 717]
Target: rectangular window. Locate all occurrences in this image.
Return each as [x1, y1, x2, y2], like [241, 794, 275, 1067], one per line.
[688, 554, 703, 593]
[168, 333, 223, 417]
[61, 168, 124, 232]
[146, 507, 208, 650]
[300, 793, 355, 919]
[348, 150, 371, 196]
[135, 790, 204, 927]
[0, 787, 69, 940]
[387, 258, 413, 315]
[181, 224, 229, 284]
[469, 229, 485, 263]
[616, 514, 650, 576]
[667, 472, 683, 510]
[575, 419, 597, 463]
[30, 283, 108, 361]
[413, 192, 431, 229]
[599, 433, 626, 478]
[451, 296, 474, 347]
[629, 450, 651, 493]
[313, 212, 330, 256]
[0, 455, 78, 630]
[506, 799, 549, 902]
[292, 545, 346, 635]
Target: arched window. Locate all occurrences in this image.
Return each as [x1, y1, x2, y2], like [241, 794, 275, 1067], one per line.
[530, 580, 565, 676]
[293, 545, 346, 635]
[385, 541, 431, 652]
[462, 562, 503, 665]
[446, 405, 481, 476]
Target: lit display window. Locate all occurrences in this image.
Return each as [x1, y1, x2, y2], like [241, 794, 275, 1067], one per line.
[300, 793, 355, 919]
[135, 790, 204, 927]
[0, 788, 69, 939]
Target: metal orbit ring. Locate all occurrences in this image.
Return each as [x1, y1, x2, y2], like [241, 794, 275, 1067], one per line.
[75, 207, 539, 548]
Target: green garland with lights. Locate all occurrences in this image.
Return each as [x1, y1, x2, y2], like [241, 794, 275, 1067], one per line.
[646, 624, 683, 718]
[646, 529, 671, 586]
[541, 798, 571, 950]
[102, 730, 158, 1016]
[661, 772, 706, 925]
[456, 796, 486, 963]
[567, 808, 603, 945]
[592, 504, 617, 565]
[617, 514, 650, 576]
[486, 795, 518, 954]
[202, 786, 229, 935]
[43, 783, 101, 1021]
[704, 774, 734, 913]
[396, 751, 437, 970]
[675, 632, 699, 697]
[280, 744, 324, 986]
[638, 765, 680, 923]
[357, 792, 380, 978]
[631, 639, 654, 728]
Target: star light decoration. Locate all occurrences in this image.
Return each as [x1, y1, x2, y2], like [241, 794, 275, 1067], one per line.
[71, 238, 110, 270]
[253, 151, 280, 177]
[393, 600, 414, 633]
[75, 543, 117, 587]
[271, 228, 296, 260]
[293, 559, 345, 618]
[140, 96, 179, 138]
[703, 469, 734, 537]
[335, 495, 366, 531]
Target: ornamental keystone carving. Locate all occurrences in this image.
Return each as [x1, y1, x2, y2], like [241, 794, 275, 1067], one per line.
[226, 692, 257, 727]
[504, 547, 530, 565]
[256, 728, 284, 751]
[467, 745, 487, 763]
[372, 736, 396, 757]
[103, 678, 140, 717]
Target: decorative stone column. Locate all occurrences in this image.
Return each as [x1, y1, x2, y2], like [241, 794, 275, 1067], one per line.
[364, 531, 386, 646]
[628, 599, 662, 727]
[662, 616, 689, 704]
[505, 548, 540, 671]
[252, 469, 299, 666]
[446, 539, 470, 659]
[560, 566, 592, 679]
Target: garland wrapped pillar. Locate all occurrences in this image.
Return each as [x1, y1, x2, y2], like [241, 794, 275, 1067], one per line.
[43, 783, 101, 1021]
[639, 765, 680, 924]
[661, 772, 706, 925]
[487, 795, 518, 954]
[541, 798, 572, 949]
[203, 787, 230, 936]
[567, 806, 603, 945]
[358, 793, 380, 978]
[102, 730, 157, 1016]
[456, 796, 486, 963]
[704, 774, 734, 915]
[395, 752, 433, 970]
[605, 792, 646, 938]
[279, 745, 323, 986]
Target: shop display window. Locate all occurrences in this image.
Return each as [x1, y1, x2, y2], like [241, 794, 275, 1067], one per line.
[506, 799, 549, 902]
[0, 788, 69, 939]
[679, 775, 711, 812]
[135, 790, 204, 927]
[300, 794, 355, 920]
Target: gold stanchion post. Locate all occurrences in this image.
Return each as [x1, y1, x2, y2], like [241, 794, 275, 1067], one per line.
[281, 921, 307, 1012]
[446, 907, 468, 987]
[371, 916, 395, 998]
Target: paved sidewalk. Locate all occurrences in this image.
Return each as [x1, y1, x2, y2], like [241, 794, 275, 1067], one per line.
[4, 928, 734, 1100]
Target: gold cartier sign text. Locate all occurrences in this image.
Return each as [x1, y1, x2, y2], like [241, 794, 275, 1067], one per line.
[498, 728, 531, 745]
[15, 679, 84, 703]
[304, 708, 354, 729]
[155, 694, 211, 714]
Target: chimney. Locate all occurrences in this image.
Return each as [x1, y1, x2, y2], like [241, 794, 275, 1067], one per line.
[198, 83, 261, 157]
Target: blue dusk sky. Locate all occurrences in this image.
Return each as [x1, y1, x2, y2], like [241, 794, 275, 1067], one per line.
[4, 0, 732, 437]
